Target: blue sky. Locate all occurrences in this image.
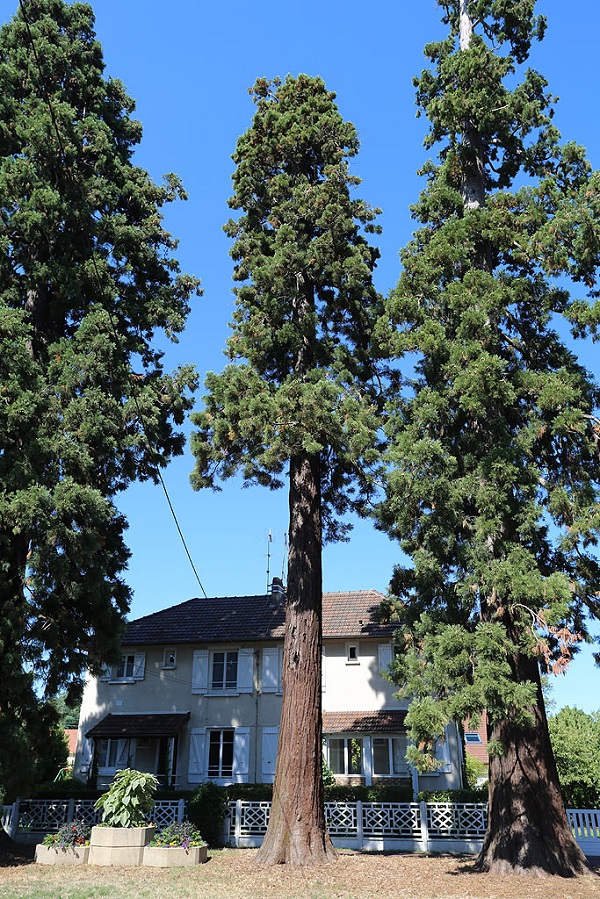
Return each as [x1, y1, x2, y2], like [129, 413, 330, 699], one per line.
[3, 0, 600, 712]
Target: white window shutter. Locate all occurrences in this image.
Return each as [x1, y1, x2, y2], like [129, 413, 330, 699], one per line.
[321, 647, 326, 692]
[435, 729, 452, 773]
[188, 729, 206, 783]
[261, 727, 279, 781]
[261, 647, 279, 692]
[378, 643, 393, 675]
[132, 653, 146, 680]
[99, 663, 111, 682]
[232, 727, 250, 782]
[237, 649, 254, 693]
[115, 738, 129, 768]
[192, 649, 209, 694]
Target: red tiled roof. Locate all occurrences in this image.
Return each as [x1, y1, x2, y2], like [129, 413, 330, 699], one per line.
[86, 713, 190, 739]
[123, 590, 395, 647]
[323, 711, 407, 733]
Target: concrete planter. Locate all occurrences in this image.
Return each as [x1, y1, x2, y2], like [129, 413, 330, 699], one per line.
[35, 844, 90, 865]
[143, 844, 208, 867]
[88, 825, 156, 866]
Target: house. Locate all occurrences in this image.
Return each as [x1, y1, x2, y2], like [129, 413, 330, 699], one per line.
[73, 588, 463, 794]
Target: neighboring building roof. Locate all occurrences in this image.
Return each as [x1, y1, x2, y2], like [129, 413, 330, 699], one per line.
[86, 713, 191, 739]
[122, 590, 395, 647]
[64, 728, 78, 755]
[323, 711, 408, 733]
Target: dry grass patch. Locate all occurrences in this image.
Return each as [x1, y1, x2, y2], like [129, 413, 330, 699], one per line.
[1, 849, 600, 899]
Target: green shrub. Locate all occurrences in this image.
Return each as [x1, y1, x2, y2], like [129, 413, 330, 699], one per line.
[226, 783, 273, 801]
[324, 783, 414, 802]
[188, 782, 228, 847]
[35, 778, 101, 800]
[418, 787, 488, 803]
[94, 768, 158, 827]
[464, 754, 488, 789]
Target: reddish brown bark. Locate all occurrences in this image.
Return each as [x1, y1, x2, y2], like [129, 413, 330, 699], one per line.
[476, 652, 588, 876]
[256, 452, 337, 866]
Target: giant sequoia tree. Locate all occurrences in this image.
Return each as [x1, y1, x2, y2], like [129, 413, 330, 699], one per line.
[0, 0, 198, 785]
[377, 0, 600, 877]
[191, 75, 382, 865]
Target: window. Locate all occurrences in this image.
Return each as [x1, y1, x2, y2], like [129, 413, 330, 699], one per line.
[211, 651, 238, 690]
[327, 737, 363, 775]
[162, 649, 177, 669]
[208, 729, 234, 778]
[116, 654, 135, 679]
[346, 643, 359, 664]
[372, 736, 408, 776]
[191, 648, 254, 694]
[109, 652, 145, 682]
[465, 732, 482, 744]
[95, 738, 132, 770]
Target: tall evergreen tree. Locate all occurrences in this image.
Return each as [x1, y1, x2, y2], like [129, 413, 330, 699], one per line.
[377, 0, 600, 876]
[0, 0, 199, 780]
[191, 74, 382, 865]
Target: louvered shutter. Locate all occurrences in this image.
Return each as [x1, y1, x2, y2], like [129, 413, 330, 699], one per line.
[232, 727, 250, 782]
[192, 649, 209, 694]
[378, 643, 393, 675]
[132, 653, 145, 679]
[261, 647, 279, 692]
[237, 649, 254, 693]
[188, 729, 206, 783]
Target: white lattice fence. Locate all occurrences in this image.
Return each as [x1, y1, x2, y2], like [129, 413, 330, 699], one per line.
[10, 797, 185, 841]
[362, 802, 422, 838]
[426, 802, 487, 838]
[325, 802, 358, 836]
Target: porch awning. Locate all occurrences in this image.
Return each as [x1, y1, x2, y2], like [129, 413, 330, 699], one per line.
[86, 712, 190, 739]
[323, 711, 407, 733]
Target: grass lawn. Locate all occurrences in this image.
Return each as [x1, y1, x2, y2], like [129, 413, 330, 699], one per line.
[1, 850, 600, 899]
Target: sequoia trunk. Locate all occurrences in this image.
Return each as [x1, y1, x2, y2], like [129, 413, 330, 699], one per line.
[476, 652, 588, 876]
[256, 451, 336, 865]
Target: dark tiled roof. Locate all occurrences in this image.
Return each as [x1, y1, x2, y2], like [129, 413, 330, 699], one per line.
[123, 590, 394, 647]
[86, 712, 190, 739]
[323, 711, 407, 733]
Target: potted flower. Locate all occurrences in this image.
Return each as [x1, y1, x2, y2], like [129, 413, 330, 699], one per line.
[35, 821, 91, 865]
[143, 821, 208, 867]
[88, 768, 158, 866]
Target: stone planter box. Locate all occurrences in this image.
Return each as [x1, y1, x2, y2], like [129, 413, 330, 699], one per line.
[88, 825, 156, 866]
[35, 844, 90, 865]
[143, 844, 208, 867]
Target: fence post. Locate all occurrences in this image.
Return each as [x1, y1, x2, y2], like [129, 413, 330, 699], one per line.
[67, 797, 75, 822]
[419, 801, 429, 852]
[234, 799, 242, 847]
[177, 798, 185, 823]
[8, 800, 19, 840]
[356, 800, 363, 849]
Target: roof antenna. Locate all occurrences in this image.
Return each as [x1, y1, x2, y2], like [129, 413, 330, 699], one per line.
[266, 530, 272, 594]
[280, 530, 288, 587]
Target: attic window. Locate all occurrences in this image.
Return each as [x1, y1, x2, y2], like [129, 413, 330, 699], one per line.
[163, 649, 177, 670]
[464, 732, 482, 744]
[346, 643, 359, 664]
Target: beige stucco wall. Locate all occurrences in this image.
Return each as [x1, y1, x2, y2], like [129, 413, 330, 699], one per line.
[75, 639, 462, 792]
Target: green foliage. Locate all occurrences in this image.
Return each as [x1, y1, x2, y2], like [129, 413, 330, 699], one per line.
[324, 783, 413, 803]
[190, 74, 383, 542]
[0, 700, 68, 801]
[464, 754, 488, 790]
[548, 707, 600, 807]
[51, 693, 81, 730]
[94, 768, 158, 828]
[0, 0, 199, 776]
[226, 783, 273, 801]
[187, 782, 229, 848]
[418, 788, 488, 803]
[376, 0, 600, 776]
[148, 821, 205, 848]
